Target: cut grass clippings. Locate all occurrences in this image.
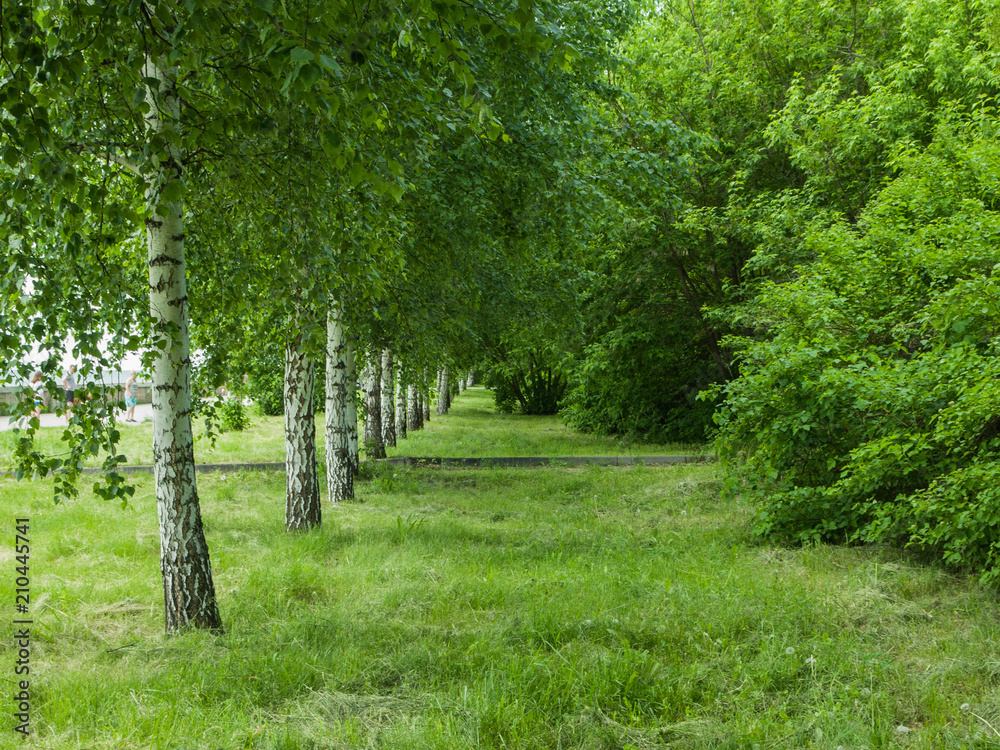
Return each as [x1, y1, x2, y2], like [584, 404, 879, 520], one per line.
[2, 459, 1000, 748]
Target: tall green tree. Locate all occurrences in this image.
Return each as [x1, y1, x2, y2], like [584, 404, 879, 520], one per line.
[1, 0, 568, 631]
[708, 0, 1000, 578]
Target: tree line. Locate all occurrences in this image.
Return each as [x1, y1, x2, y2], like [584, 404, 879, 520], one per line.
[602, 0, 1000, 584]
[0, 0, 606, 633]
[7, 0, 1000, 629]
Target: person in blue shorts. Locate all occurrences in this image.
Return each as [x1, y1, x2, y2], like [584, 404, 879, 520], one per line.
[125, 371, 138, 422]
[29, 371, 44, 419]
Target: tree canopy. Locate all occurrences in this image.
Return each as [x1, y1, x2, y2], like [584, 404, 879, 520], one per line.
[7, 0, 1000, 611]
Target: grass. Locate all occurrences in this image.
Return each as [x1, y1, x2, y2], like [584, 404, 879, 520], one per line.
[1, 388, 696, 470]
[386, 388, 698, 458]
[0, 406, 293, 470]
[2, 404, 1000, 747]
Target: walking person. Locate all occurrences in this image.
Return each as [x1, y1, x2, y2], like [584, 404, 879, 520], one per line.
[62, 364, 78, 422]
[29, 371, 44, 420]
[125, 371, 139, 423]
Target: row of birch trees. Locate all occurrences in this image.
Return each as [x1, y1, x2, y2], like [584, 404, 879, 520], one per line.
[0, 0, 632, 635]
[0, 0, 594, 634]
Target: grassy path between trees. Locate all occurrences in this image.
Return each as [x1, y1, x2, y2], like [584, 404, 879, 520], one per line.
[1, 397, 999, 748]
[0, 388, 695, 471]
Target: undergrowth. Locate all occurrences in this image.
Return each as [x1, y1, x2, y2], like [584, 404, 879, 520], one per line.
[1, 462, 999, 748]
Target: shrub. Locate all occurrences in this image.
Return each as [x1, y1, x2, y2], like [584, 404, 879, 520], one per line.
[248, 369, 283, 416]
[486, 370, 519, 414]
[716, 124, 1000, 581]
[218, 398, 251, 432]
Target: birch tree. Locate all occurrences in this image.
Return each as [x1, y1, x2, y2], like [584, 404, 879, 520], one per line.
[363, 353, 387, 460]
[406, 381, 420, 433]
[325, 302, 353, 502]
[380, 348, 396, 448]
[422, 370, 432, 423]
[346, 340, 361, 474]
[395, 362, 408, 441]
[141, 57, 223, 630]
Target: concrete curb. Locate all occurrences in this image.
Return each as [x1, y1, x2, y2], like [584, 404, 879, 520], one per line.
[69, 455, 715, 475]
[378, 455, 716, 468]
[97, 462, 286, 475]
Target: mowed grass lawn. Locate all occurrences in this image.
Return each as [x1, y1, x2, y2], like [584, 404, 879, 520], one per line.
[0, 400, 999, 748]
[0, 387, 697, 470]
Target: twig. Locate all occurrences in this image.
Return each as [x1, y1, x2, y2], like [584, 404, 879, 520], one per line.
[971, 710, 1000, 738]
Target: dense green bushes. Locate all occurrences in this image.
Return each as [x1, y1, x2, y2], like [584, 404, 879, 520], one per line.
[218, 399, 251, 432]
[487, 358, 567, 415]
[716, 121, 1000, 581]
[247, 361, 284, 417]
[563, 323, 719, 443]
[244, 349, 326, 417]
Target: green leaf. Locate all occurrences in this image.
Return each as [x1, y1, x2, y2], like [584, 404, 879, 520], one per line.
[159, 179, 184, 203]
[318, 55, 341, 74]
[290, 47, 314, 63]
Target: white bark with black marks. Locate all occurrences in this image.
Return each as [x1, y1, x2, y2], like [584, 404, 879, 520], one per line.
[345, 340, 359, 475]
[144, 57, 222, 634]
[284, 334, 320, 531]
[381, 348, 396, 448]
[363, 353, 386, 459]
[436, 369, 444, 416]
[325, 304, 352, 502]
[422, 368, 431, 423]
[437, 367, 450, 415]
[395, 361, 407, 440]
[407, 383, 419, 433]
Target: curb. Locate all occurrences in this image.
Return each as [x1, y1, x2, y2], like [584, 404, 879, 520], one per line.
[378, 455, 715, 468]
[66, 455, 715, 476]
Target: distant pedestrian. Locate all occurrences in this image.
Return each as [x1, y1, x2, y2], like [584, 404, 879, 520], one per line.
[62, 364, 78, 422]
[29, 371, 44, 419]
[125, 371, 139, 422]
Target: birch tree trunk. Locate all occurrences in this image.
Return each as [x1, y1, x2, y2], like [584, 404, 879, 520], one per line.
[437, 367, 450, 415]
[436, 368, 445, 416]
[468, 369, 475, 387]
[422, 368, 431, 423]
[395, 361, 407, 440]
[284, 331, 320, 531]
[345, 340, 360, 475]
[380, 348, 396, 448]
[363, 353, 386, 459]
[144, 57, 222, 633]
[325, 304, 352, 502]
[407, 383, 420, 433]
